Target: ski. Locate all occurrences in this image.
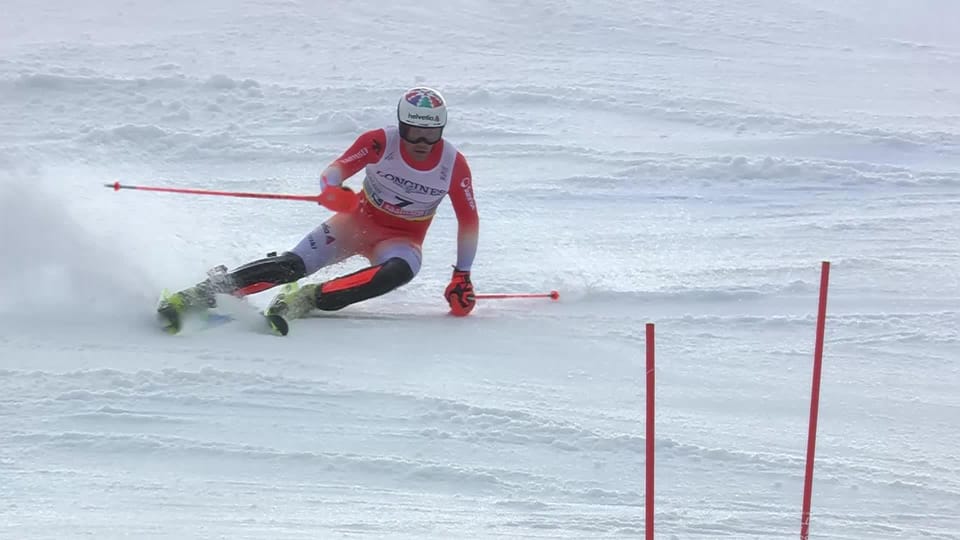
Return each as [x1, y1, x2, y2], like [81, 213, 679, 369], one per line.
[156, 288, 205, 334]
[156, 270, 316, 337]
[265, 314, 289, 336]
[156, 290, 289, 336]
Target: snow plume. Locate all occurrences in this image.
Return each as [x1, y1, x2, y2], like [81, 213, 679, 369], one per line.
[0, 172, 155, 319]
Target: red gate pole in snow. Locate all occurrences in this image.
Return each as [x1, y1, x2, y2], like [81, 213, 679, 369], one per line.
[801, 261, 831, 539]
[646, 323, 655, 540]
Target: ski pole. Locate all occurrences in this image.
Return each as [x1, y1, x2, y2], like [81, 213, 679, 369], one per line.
[104, 181, 323, 204]
[475, 291, 560, 300]
[108, 181, 561, 304]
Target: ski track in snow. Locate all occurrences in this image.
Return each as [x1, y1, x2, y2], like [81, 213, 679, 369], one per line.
[2, 0, 959, 538]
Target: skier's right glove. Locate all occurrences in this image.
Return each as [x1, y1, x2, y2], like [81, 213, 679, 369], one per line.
[318, 185, 359, 213]
[445, 268, 476, 317]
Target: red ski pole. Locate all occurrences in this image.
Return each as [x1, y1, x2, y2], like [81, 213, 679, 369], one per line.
[108, 182, 562, 303]
[105, 181, 323, 204]
[475, 291, 560, 300]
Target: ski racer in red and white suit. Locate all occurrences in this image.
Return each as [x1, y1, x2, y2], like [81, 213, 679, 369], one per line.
[288, 120, 480, 315]
[165, 87, 479, 319]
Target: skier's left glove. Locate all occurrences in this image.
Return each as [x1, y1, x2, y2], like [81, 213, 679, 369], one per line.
[318, 186, 359, 213]
[445, 268, 476, 316]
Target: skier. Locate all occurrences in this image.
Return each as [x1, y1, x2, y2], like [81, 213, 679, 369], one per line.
[158, 86, 479, 334]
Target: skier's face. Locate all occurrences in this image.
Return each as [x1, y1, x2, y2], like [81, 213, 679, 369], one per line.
[401, 138, 434, 161]
[399, 124, 442, 161]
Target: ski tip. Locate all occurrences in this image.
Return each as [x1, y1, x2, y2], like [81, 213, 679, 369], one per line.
[156, 303, 182, 335]
[156, 289, 186, 334]
[266, 314, 289, 336]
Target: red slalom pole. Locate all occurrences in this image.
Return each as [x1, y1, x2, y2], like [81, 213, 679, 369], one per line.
[104, 181, 323, 204]
[646, 323, 655, 540]
[801, 261, 831, 540]
[475, 291, 560, 300]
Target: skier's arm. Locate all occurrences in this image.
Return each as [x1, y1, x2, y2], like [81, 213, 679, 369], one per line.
[448, 152, 479, 271]
[319, 129, 387, 191]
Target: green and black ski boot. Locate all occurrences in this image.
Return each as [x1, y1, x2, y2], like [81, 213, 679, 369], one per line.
[156, 266, 228, 334]
[264, 282, 319, 336]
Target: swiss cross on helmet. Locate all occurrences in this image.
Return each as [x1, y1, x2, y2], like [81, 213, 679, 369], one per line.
[397, 87, 446, 144]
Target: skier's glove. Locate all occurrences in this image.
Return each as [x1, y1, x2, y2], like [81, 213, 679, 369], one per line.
[318, 186, 359, 213]
[445, 268, 475, 316]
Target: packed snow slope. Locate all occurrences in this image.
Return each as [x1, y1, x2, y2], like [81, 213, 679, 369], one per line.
[1, 1, 958, 538]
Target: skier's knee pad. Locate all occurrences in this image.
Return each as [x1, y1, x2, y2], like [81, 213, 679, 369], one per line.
[228, 251, 307, 292]
[315, 257, 414, 311]
[378, 257, 415, 288]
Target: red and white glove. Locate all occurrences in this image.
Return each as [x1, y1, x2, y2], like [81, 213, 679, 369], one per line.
[318, 185, 359, 213]
[444, 268, 475, 316]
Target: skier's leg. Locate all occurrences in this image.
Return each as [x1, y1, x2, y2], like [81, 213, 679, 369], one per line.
[288, 215, 361, 276]
[219, 251, 307, 295]
[225, 213, 363, 293]
[166, 214, 359, 307]
[312, 238, 421, 311]
[370, 237, 423, 276]
[157, 251, 308, 329]
[159, 214, 368, 332]
[268, 238, 421, 319]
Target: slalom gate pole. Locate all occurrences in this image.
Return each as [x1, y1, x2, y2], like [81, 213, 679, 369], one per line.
[104, 182, 323, 204]
[801, 261, 831, 539]
[475, 291, 560, 300]
[646, 323, 655, 540]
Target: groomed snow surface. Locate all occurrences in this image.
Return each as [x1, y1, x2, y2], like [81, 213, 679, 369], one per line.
[1, 1, 958, 538]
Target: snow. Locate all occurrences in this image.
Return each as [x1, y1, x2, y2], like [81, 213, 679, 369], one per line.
[2, 0, 959, 538]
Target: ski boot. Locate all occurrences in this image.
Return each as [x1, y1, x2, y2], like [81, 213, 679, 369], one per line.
[264, 282, 319, 336]
[156, 265, 230, 334]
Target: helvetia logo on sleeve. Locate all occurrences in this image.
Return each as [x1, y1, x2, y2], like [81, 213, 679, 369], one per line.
[341, 146, 369, 164]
